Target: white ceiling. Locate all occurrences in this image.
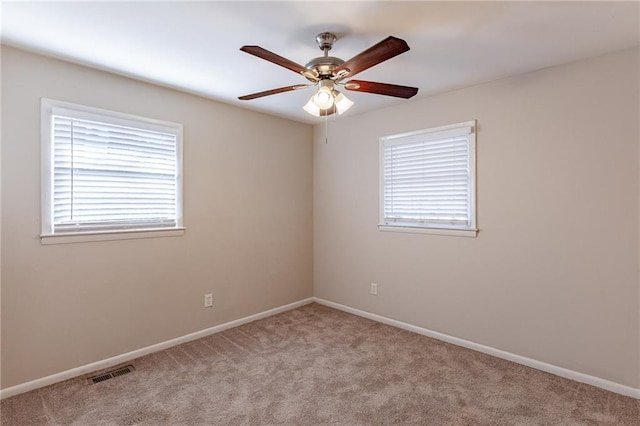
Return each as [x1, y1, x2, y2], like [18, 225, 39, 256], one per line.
[2, 1, 639, 124]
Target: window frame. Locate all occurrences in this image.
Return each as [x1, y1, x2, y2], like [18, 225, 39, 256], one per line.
[379, 120, 477, 237]
[40, 98, 185, 244]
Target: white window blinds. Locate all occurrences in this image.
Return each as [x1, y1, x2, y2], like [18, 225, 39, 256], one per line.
[42, 99, 183, 236]
[380, 121, 476, 232]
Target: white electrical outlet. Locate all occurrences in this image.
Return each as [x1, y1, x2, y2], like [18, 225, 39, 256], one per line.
[204, 293, 213, 308]
[370, 283, 378, 295]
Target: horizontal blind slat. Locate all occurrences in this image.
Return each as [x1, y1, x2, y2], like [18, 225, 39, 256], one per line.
[382, 129, 471, 226]
[52, 114, 179, 233]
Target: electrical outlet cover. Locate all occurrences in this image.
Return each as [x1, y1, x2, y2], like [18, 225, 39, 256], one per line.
[204, 293, 213, 307]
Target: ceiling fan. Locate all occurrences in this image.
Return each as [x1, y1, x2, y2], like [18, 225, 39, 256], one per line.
[238, 32, 419, 117]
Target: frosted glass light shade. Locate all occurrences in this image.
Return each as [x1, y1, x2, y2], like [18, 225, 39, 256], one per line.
[303, 97, 321, 116]
[313, 86, 334, 109]
[334, 92, 353, 115]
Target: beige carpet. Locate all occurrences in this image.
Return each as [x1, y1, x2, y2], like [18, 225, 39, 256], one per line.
[2, 303, 638, 425]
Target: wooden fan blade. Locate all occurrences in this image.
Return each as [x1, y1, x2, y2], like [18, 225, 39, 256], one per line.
[241, 46, 313, 77]
[334, 36, 410, 78]
[344, 80, 418, 99]
[238, 84, 309, 101]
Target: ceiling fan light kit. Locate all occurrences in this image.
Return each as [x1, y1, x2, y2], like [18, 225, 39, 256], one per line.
[302, 79, 352, 117]
[239, 32, 418, 117]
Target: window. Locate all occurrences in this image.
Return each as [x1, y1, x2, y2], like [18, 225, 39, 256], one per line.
[41, 98, 184, 244]
[379, 121, 477, 237]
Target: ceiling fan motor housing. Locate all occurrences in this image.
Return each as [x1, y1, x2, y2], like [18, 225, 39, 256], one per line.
[305, 56, 345, 79]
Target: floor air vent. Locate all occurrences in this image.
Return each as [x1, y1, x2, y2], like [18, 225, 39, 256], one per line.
[89, 365, 135, 384]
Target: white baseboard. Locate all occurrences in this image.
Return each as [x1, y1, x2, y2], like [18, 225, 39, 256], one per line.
[0, 297, 314, 400]
[313, 297, 640, 400]
[3, 296, 638, 401]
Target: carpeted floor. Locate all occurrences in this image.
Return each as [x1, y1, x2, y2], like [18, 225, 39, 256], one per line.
[2, 303, 638, 425]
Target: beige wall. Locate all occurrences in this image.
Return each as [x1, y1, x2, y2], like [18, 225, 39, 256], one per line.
[0, 46, 313, 388]
[2, 44, 639, 392]
[314, 48, 640, 388]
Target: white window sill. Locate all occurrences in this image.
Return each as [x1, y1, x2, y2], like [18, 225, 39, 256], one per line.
[40, 227, 185, 245]
[378, 225, 477, 238]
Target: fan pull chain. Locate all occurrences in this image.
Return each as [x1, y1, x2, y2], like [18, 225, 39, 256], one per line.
[325, 112, 328, 144]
